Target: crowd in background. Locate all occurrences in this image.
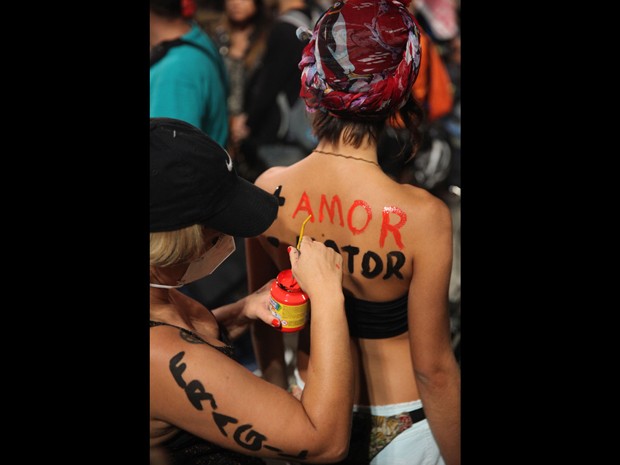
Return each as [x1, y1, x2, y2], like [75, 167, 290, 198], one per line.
[190, 0, 460, 189]
[150, 1, 461, 463]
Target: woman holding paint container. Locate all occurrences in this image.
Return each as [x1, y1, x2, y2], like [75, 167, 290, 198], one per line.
[150, 117, 353, 464]
[246, 1, 460, 464]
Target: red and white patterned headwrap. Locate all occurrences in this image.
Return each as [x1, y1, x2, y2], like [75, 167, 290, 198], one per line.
[299, 0, 422, 120]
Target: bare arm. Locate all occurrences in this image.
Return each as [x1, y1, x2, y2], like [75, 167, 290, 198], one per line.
[409, 196, 461, 465]
[246, 235, 289, 389]
[211, 279, 277, 341]
[151, 238, 353, 462]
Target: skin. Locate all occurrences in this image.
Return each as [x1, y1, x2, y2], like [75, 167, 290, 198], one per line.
[150, 230, 354, 463]
[225, 0, 258, 60]
[247, 134, 461, 465]
[149, 10, 191, 49]
[226, 0, 258, 26]
[223, 0, 261, 146]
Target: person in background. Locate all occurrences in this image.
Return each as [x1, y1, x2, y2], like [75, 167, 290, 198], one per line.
[231, 0, 318, 170]
[413, 0, 459, 51]
[377, 19, 455, 182]
[246, 1, 460, 464]
[150, 0, 229, 146]
[150, 117, 353, 464]
[210, 0, 273, 180]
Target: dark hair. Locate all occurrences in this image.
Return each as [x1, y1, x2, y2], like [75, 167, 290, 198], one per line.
[234, 0, 267, 24]
[150, 0, 183, 18]
[312, 97, 425, 161]
[393, 97, 425, 161]
[228, 0, 271, 70]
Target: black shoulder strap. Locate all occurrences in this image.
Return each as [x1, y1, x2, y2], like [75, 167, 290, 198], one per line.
[149, 320, 234, 357]
[150, 38, 210, 66]
[150, 320, 208, 344]
[150, 38, 229, 95]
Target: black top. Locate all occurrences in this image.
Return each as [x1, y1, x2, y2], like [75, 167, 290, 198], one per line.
[344, 294, 409, 339]
[151, 321, 264, 464]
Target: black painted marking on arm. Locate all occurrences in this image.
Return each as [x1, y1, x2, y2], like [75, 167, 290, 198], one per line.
[213, 412, 238, 437]
[185, 380, 218, 411]
[266, 236, 280, 248]
[168, 350, 305, 457]
[169, 351, 188, 389]
[233, 424, 268, 451]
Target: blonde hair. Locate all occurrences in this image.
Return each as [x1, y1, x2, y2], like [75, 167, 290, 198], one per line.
[150, 224, 205, 267]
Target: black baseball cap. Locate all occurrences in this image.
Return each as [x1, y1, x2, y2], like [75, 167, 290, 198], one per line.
[150, 118, 278, 236]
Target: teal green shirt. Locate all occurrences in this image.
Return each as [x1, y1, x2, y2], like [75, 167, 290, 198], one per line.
[150, 23, 229, 147]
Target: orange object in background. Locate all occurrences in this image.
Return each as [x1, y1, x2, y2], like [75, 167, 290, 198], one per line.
[413, 31, 454, 121]
[390, 30, 454, 127]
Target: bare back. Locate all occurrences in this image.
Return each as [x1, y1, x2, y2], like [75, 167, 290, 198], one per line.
[251, 153, 453, 406]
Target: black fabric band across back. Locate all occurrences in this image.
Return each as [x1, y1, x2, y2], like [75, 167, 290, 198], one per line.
[409, 407, 426, 424]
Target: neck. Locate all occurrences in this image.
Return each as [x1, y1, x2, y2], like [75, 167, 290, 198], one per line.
[150, 264, 186, 298]
[150, 286, 173, 306]
[150, 16, 192, 48]
[150, 289, 194, 328]
[313, 137, 379, 166]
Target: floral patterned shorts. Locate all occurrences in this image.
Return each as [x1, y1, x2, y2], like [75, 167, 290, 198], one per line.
[337, 406, 426, 464]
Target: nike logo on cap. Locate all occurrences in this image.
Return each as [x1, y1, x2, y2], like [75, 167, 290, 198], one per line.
[224, 149, 233, 172]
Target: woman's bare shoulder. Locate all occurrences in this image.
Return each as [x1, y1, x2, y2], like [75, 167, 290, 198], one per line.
[254, 166, 289, 192]
[150, 323, 193, 359]
[394, 184, 451, 236]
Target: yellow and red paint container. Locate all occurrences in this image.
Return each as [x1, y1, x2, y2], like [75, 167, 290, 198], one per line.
[269, 269, 309, 332]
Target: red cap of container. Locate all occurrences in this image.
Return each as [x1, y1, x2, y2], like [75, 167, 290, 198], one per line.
[276, 269, 302, 291]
